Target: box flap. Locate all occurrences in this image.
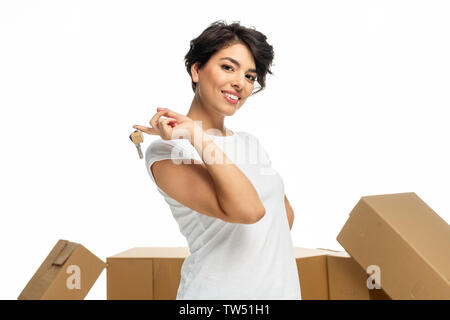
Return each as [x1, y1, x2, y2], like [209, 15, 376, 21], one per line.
[52, 240, 79, 266]
[293, 247, 328, 259]
[316, 248, 350, 258]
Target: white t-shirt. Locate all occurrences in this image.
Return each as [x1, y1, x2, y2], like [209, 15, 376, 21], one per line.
[144, 130, 301, 300]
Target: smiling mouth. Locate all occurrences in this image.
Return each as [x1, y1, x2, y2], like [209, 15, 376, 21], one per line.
[221, 91, 241, 104]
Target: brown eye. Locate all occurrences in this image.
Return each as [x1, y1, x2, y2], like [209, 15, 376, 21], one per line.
[246, 74, 256, 81]
[222, 64, 233, 71]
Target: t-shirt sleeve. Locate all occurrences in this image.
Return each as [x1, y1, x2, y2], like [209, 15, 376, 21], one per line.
[144, 139, 202, 184]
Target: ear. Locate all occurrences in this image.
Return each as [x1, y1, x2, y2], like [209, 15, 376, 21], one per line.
[191, 62, 201, 84]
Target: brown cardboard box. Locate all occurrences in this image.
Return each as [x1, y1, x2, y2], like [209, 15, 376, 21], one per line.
[106, 247, 189, 300]
[18, 239, 106, 300]
[337, 192, 450, 299]
[294, 247, 389, 300]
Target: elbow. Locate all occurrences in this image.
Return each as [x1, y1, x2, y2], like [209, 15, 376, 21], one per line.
[248, 207, 266, 224]
[225, 204, 266, 225]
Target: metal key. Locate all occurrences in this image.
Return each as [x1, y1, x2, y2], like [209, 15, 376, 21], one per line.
[129, 130, 143, 159]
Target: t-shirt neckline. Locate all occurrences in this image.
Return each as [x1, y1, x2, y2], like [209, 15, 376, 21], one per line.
[206, 131, 237, 139]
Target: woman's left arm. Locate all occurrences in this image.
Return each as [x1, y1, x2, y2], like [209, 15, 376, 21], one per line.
[284, 195, 294, 230]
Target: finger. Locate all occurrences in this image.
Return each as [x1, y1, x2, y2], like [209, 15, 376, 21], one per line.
[163, 117, 178, 128]
[158, 117, 176, 130]
[158, 108, 184, 121]
[149, 110, 167, 130]
[132, 125, 158, 135]
[165, 117, 177, 123]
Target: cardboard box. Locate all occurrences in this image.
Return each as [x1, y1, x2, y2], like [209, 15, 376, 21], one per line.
[106, 247, 189, 300]
[337, 192, 450, 299]
[294, 247, 390, 300]
[18, 240, 105, 300]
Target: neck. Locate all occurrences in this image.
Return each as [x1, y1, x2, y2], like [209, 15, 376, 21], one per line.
[186, 92, 230, 136]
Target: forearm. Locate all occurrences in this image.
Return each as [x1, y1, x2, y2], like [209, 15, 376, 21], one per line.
[190, 130, 265, 223]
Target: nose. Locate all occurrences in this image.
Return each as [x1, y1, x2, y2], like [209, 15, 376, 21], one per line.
[231, 72, 245, 91]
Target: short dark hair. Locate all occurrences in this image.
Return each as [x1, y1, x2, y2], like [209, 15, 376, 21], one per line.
[184, 20, 274, 95]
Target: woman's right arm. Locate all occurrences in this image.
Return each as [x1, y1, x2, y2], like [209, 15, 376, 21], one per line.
[137, 108, 266, 224]
[151, 128, 265, 224]
[191, 129, 266, 223]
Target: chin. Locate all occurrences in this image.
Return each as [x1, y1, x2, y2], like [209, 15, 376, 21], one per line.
[212, 103, 238, 116]
[223, 105, 239, 116]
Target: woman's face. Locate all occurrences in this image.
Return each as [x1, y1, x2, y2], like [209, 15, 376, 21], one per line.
[191, 42, 257, 116]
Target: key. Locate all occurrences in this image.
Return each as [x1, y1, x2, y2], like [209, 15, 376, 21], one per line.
[129, 130, 144, 159]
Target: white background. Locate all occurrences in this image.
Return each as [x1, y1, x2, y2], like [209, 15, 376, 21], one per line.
[1, 0, 449, 300]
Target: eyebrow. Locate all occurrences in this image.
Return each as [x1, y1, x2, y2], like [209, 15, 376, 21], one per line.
[220, 57, 257, 73]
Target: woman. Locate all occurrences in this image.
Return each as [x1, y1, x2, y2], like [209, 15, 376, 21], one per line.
[133, 20, 300, 300]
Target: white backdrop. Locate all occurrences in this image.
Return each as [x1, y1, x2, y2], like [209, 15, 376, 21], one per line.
[1, 0, 448, 300]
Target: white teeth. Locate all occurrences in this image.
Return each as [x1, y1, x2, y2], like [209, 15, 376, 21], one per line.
[223, 92, 239, 100]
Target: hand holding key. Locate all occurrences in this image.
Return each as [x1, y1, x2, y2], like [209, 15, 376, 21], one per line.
[132, 107, 197, 141]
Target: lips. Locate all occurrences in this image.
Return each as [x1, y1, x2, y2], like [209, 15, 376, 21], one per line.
[222, 91, 240, 104]
[222, 90, 241, 99]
